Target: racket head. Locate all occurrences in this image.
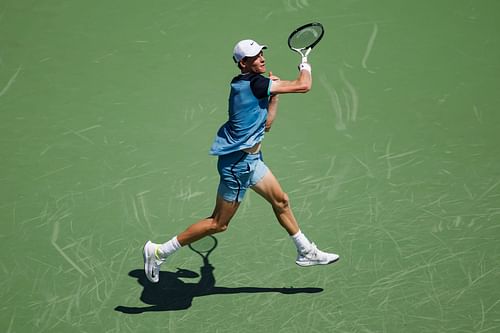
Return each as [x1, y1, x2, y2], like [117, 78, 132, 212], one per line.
[188, 235, 218, 255]
[287, 22, 325, 52]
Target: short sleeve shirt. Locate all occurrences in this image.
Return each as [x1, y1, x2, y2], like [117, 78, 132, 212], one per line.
[210, 73, 271, 156]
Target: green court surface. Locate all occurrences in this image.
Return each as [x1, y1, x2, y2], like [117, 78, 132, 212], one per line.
[1, 1, 500, 332]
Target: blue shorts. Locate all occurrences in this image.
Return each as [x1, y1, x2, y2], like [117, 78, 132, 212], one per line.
[217, 151, 269, 202]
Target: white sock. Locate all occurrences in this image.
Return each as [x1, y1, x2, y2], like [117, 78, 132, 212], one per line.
[158, 236, 181, 259]
[291, 230, 312, 254]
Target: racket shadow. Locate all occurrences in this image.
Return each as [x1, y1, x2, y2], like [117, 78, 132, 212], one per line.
[115, 236, 323, 314]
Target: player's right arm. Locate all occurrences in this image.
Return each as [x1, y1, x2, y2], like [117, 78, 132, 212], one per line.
[269, 63, 312, 94]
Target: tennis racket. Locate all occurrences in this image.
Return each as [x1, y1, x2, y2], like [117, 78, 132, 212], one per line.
[287, 22, 325, 63]
[188, 235, 218, 264]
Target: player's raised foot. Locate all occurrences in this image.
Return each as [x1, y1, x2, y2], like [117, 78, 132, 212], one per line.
[143, 241, 165, 283]
[295, 243, 339, 267]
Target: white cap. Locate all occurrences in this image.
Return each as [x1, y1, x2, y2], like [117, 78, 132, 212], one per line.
[233, 39, 267, 62]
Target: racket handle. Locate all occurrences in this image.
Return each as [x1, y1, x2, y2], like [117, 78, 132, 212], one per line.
[302, 48, 312, 63]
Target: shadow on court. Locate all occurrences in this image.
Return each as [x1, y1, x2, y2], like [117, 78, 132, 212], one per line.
[115, 237, 323, 314]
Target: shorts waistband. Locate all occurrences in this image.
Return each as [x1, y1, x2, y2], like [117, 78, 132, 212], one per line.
[243, 142, 261, 155]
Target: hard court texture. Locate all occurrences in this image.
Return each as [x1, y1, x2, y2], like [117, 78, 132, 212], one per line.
[1, 0, 499, 332]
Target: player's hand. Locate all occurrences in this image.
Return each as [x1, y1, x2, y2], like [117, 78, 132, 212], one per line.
[269, 71, 280, 81]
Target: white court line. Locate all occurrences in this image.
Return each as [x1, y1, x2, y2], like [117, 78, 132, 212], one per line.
[362, 23, 378, 70]
[51, 221, 88, 278]
[0, 66, 22, 97]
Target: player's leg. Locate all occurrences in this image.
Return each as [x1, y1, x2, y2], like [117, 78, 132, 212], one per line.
[144, 195, 239, 283]
[251, 168, 339, 266]
[250, 169, 299, 236]
[144, 151, 250, 283]
[176, 195, 240, 245]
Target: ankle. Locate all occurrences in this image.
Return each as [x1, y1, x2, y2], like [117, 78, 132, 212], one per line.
[291, 230, 313, 254]
[158, 236, 181, 259]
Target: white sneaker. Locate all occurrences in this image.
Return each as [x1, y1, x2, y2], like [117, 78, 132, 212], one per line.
[143, 241, 165, 283]
[295, 243, 339, 267]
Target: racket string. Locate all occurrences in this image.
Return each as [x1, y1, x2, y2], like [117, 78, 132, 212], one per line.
[288, 23, 324, 50]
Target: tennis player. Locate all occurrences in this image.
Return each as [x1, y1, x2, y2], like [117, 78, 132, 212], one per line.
[143, 39, 339, 283]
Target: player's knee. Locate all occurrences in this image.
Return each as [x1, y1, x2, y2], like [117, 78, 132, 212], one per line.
[217, 223, 229, 233]
[274, 192, 290, 214]
[209, 219, 229, 234]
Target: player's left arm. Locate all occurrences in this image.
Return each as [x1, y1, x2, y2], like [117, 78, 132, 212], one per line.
[266, 72, 280, 132]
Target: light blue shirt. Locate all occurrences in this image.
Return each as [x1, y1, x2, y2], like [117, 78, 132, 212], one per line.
[210, 73, 271, 156]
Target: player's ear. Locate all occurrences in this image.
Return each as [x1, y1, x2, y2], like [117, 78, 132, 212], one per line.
[238, 56, 249, 70]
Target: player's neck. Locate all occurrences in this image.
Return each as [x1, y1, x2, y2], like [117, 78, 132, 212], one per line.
[240, 69, 260, 75]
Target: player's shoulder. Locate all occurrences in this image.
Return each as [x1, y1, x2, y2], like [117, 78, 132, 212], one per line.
[231, 73, 268, 83]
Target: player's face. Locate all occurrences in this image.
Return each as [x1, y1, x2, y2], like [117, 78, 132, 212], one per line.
[241, 51, 266, 74]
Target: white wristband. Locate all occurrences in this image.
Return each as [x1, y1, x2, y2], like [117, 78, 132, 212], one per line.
[299, 62, 311, 73]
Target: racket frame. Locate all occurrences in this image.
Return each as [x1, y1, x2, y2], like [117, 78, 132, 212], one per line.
[287, 22, 324, 63]
[188, 235, 218, 260]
